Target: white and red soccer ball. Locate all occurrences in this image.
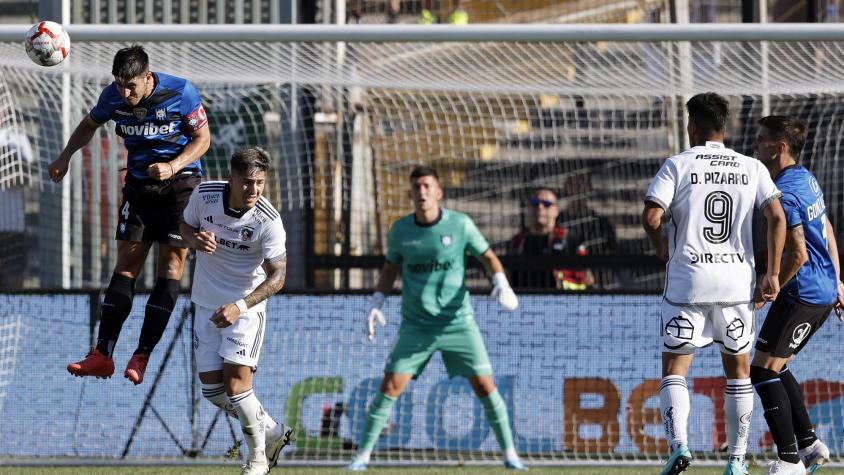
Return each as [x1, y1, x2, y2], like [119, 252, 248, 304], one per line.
[25, 21, 70, 66]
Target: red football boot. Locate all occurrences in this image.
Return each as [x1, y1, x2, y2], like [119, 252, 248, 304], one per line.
[124, 352, 150, 385]
[67, 348, 115, 378]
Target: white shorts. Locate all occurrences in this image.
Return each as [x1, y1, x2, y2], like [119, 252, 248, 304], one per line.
[194, 303, 267, 373]
[661, 301, 755, 355]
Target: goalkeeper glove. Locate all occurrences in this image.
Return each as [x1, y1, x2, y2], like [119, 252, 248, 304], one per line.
[365, 291, 386, 341]
[491, 272, 518, 311]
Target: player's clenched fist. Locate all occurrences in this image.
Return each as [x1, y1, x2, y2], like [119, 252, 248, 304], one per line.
[48, 156, 71, 183]
[194, 230, 217, 253]
[210, 303, 240, 328]
[147, 162, 175, 181]
[365, 291, 386, 342]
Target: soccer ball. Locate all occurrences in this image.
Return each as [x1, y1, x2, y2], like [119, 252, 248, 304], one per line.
[24, 21, 70, 67]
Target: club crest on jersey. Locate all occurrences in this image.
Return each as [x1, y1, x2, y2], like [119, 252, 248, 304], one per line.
[155, 108, 166, 121]
[239, 226, 255, 242]
[132, 107, 147, 120]
[810, 177, 821, 195]
[440, 235, 453, 247]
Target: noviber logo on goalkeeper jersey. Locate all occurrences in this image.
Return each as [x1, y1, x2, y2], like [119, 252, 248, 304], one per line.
[407, 259, 454, 273]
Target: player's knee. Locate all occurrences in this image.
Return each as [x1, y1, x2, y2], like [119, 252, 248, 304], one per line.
[750, 365, 779, 386]
[469, 376, 496, 397]
[159, 247, 188, 279]
[379, 375, 407, 396]
[223, 366, 251, 396]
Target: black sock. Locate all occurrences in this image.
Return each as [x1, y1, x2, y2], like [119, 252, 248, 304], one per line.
[136, 278, 180, 355]
[780, 366, 817, 450]
[95, 274, 136, 357]
[751, 365, 800, 463]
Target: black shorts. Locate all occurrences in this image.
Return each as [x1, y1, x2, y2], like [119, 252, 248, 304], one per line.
[116, 173, 200, 248]
[755, 296, 833, 357]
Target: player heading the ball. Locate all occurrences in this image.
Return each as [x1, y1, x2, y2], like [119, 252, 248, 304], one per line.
[51, 45, 211, 385]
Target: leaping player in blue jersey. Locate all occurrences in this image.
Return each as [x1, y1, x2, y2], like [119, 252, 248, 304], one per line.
[48, 45, 211, 386]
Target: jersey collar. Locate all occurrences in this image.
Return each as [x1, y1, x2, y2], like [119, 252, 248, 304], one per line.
[414, 208, 443, 228]
[704, 141, 724, 149]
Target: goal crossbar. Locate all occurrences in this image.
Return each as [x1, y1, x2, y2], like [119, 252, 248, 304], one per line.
[3, 23, 844, 43]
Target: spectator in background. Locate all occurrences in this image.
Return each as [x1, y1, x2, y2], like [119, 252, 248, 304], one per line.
[418, 0, 470, 24]
[449, 0, 469, 24]
[557, 172, 617, 287]
[509, 188, 594, 290]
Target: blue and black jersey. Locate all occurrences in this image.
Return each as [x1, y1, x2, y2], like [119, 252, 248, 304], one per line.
[776, 165, 837, 305]
[89, 72, 207, 181]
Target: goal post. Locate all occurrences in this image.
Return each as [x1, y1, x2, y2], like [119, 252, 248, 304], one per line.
[2, 25, 844, 462]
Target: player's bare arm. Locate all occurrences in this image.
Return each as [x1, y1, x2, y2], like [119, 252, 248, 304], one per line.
[148, 122, 211, 181]
[178, 218, 216, 254]
[477, 248, 504, 275]
[778, 224, 808, 287]
[824, 217, 844, 318]
[641, 201, 667, 260]
[48, 115, 102, 183]
[375, 261, 400, 294]
[760, 198, 787, 302]
[245, 256, 287, 309]
[210, 256, 286, 328]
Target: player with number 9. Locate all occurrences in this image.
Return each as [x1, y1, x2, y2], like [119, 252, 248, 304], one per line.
[642, 92, 786, 475]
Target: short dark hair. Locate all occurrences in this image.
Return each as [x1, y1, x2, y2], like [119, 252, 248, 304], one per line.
[686, 92, 730, 134]
[531, 187, 558, 199]
[409, 166, 439, 182]
[759, 115, 807, 160]
[231, 147, 271, 177]
[112, 45, 149, 83]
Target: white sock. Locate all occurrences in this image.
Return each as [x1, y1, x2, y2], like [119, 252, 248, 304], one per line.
[660, 375, 690, 450]
[725, 378, 753, 462]
[201, 383, 238, 418]
[357, 450, 372, 463]
[230, 388, 267, 463]
[504, 447, 519, 461]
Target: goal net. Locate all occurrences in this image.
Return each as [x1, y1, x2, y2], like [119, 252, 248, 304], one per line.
[0, 25, 844, 464]
[3, 25, 844, 292]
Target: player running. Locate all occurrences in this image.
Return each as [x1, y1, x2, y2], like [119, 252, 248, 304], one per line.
[750, 115, 844, 475]
[180, 148, 292, 475]
[50, 45, 211, 385]
[642, 92, 787, 475]
[346, 166, 526, 471]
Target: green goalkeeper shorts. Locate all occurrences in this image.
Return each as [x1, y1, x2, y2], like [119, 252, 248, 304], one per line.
[384, 320, 493, 379]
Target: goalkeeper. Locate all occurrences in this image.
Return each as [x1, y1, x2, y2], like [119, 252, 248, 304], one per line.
[347, 166, 526, 471]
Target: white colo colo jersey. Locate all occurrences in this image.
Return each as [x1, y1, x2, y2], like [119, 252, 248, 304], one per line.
[646, 141, 781, 305]
[183, 181, 286, 309]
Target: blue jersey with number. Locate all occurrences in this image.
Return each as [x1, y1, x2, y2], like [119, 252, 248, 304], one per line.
[776, 165, 837, 305]
[89, 72, 207, 180]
